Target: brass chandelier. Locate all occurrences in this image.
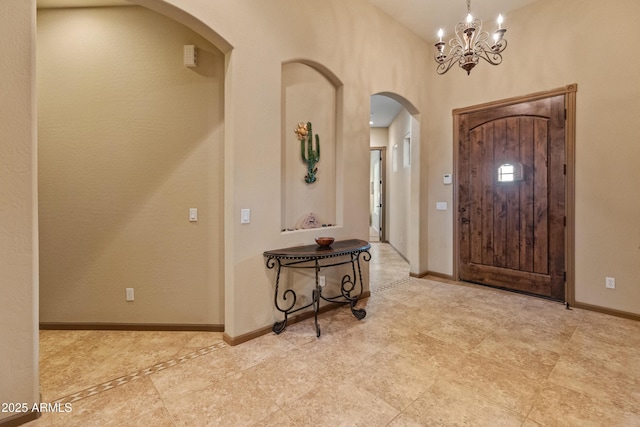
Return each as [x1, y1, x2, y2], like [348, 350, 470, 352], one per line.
[434, 0, 507, 75]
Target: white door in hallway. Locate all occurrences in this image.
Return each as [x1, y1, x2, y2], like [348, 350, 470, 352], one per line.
[370, 149, 384, 241]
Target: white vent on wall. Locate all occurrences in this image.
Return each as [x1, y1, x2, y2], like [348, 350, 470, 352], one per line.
[183, 45, 197, 68]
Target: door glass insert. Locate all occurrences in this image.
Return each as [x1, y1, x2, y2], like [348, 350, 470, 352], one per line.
[497, 162, 523, 182]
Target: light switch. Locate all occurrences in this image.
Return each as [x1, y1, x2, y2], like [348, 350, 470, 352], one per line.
[189, 208, 198, 222]
[241, 208, 251, 224]
[443, 174, 453, 185]
[436, 202, 448, 211]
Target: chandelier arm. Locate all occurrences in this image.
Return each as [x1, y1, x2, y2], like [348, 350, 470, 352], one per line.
[436, 55, 460, 75]
[477, 50, 504, 66]
[435, 45, 464, 75]
[475, 39, 507, 65]
[492, 39, 507, 54]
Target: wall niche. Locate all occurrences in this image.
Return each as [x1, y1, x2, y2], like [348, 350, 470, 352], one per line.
[281, 61, 340, 232]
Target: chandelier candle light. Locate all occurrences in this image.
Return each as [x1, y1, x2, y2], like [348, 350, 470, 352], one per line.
[434, 0, 507, 75]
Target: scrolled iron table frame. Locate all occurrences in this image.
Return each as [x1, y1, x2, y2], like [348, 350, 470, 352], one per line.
[263, 239, 371, 337]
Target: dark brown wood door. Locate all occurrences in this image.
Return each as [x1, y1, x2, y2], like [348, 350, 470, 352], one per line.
[458, 96, 566, 300]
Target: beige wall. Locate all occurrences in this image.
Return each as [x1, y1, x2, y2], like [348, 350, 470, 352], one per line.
[386, 109, 412, 258]
[369, 128, 388, 149]
[0, 0, 39, 420]
[38, 6, 225, 325]
[425, 0, 640, 314]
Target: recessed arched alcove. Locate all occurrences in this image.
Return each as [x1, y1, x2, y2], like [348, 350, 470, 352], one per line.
[281, 60, 343, 232]
[37, 4, 226, 328]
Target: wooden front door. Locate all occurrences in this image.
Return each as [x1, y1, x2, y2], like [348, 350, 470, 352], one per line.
[457, 95, 566, 300]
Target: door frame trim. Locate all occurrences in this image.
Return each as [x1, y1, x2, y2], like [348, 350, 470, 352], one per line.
[452, 84, 577, 304]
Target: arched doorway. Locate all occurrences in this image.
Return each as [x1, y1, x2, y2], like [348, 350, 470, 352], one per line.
[369, 92, 425, 275]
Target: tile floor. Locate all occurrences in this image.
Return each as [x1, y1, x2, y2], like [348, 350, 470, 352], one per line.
[27, 243, 640, 426]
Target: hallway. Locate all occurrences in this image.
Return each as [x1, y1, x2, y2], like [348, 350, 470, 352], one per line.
[28, 244, 640, 426]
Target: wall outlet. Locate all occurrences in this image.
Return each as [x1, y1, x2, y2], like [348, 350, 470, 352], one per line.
[318, 275, 326, 287]
[126, 287, 135, 301]
[605, 277, 615, 289]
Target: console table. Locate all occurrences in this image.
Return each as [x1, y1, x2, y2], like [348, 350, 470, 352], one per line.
[263, 239, 371, 337]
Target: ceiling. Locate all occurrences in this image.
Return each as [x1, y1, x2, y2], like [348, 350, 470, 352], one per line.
[36, 0, 538, 128]
[37, 0, 539, 38]
[37, 0, 131, 7]
[365, 0, 538, 43]
[370, 95, 403, 128]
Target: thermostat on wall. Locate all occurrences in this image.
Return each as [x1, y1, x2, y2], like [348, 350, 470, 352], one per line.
[443, 174, 452, 185]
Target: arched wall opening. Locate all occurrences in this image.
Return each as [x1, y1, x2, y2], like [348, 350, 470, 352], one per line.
[281, 60, 343, 232]
[370, 92, 426, 276]
[37, 4, 227, 327]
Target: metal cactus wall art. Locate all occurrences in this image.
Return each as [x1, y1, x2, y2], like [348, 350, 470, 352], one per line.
[294, 121, 320, 183]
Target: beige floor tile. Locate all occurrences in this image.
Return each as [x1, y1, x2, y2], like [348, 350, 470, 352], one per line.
[163, 371, 280, 427]
[347, 305, 421, 345]
[391, 379, 525, 426]
[353, 347, 441, 411]
[566, 328, 640, 377]
[388, 278, 468, 300]
[472, 330, 562, 380]
[40, 348, 125, 402]
[39, 331, 222, 402]
[28, 377, 165, 427]
[580, 310, 640, 346]
[150, 345, 238, 402]
[510, 298, 584, 332]
[489, 317, 577, 354]
[548, 350, 640, 410]
[239, 346, 344, 408]
[281, 381, 399, 426]
[126, 406, 176, 427]
[368, 242, 410, 292]
[223, 330, 298, 371]
[251, 409, 299, 427]
[388, 331, 468, 369]
[442, 352, 544, 416]
[39, 330, 94, 349]
[528, 381, 640, 426]
[419, 315, 495, 351]
[440, 299, 513, 331]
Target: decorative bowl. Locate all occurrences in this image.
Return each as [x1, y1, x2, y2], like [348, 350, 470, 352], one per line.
[315, 237, 335, 247]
